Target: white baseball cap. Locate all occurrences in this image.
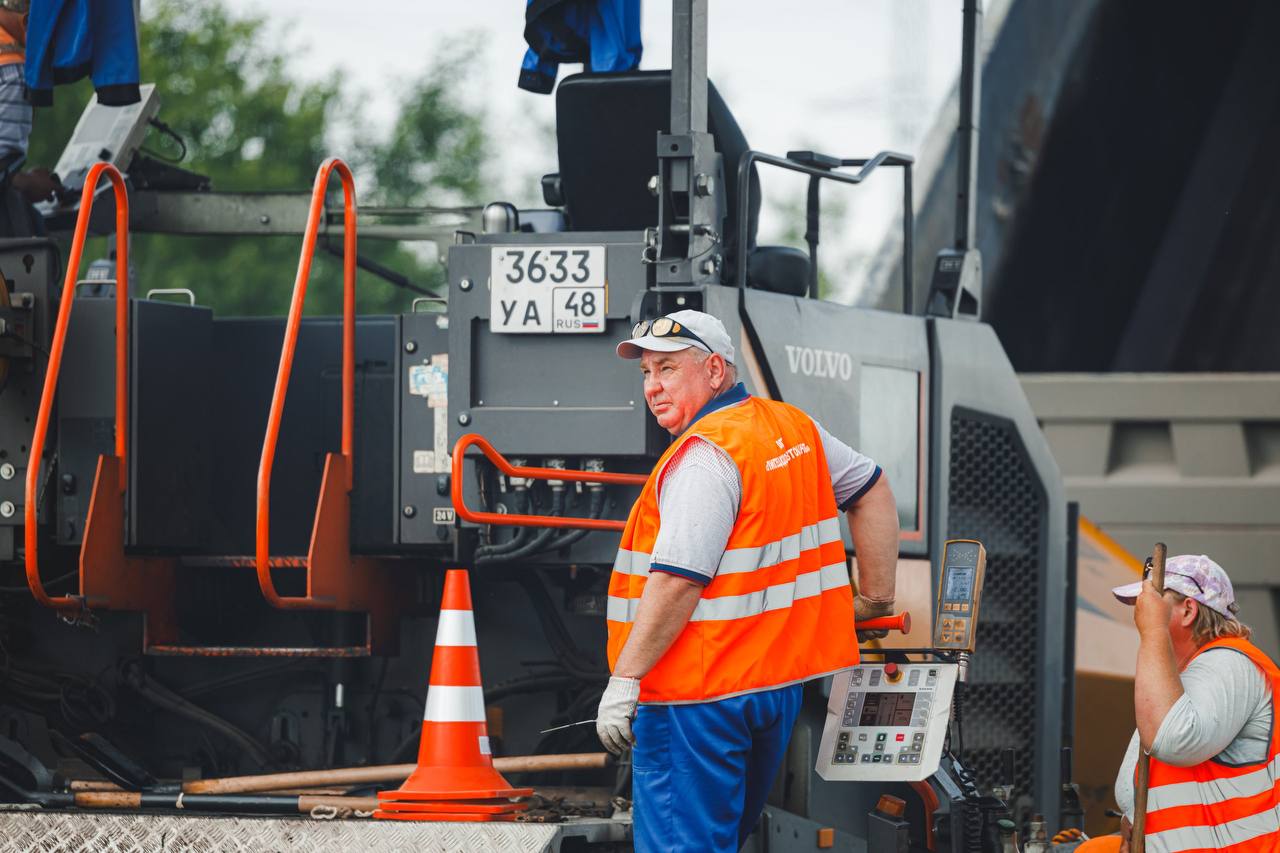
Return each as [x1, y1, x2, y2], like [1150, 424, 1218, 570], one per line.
[1111, 553, 1239, 618]
[615, 309, 735, 363]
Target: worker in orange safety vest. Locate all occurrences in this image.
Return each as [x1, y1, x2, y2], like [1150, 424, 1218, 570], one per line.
[1077, 554, 1279, 852]
[597, 310, 901, 852]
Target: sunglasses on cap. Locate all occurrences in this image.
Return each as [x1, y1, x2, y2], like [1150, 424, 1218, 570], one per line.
[1142, 557, 1206, 596]
[631, 315, 713, 354]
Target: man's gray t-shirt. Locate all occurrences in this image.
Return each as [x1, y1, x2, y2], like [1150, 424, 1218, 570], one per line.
[1114, 645, 1274, 819]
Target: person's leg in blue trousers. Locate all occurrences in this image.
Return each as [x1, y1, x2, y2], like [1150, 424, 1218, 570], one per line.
[631, 684, 803, 852]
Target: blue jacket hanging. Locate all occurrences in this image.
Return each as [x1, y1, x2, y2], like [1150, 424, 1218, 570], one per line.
[520, 0, 641, 94]
[25, 0, 141, 107]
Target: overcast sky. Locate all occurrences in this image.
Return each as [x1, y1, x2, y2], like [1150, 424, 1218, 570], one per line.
[214, 0, 963, 302]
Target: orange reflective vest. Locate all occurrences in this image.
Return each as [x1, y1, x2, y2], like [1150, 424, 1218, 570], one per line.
[607, 389, 859, 704]
[1139, 636, 1280, 852]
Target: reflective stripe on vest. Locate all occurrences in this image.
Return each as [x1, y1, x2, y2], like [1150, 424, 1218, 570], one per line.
[611, 516, 843, 579]
[608, 560, 850, 624]
[1140, 637, 1280, 853]
[606, 395, 859, 704]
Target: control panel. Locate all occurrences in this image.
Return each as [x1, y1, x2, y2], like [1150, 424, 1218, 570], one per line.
[816, 662, 958, 782]
[933, 539, 985, 652]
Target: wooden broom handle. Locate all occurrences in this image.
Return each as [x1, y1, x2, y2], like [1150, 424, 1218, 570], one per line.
[1131, 541, 1166, 853]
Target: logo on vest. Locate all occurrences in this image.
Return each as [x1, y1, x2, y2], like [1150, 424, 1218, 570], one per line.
[785, 345, 854, 380]
[765, 442, 812, 471]
[775, 437, 785, 449]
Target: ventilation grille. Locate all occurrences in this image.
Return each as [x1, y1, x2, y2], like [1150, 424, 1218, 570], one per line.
[948, 411, 1045, 800]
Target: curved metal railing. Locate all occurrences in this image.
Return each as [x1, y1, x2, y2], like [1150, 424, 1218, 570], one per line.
[255, 158, 357, 609]
[25, 162, 131, 611]
[451, 434, 647, 533]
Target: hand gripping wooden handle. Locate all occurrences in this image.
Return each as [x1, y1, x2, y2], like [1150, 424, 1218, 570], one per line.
[1131, 542, 1166, 853]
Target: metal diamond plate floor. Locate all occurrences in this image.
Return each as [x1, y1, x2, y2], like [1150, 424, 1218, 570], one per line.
[0, 809, 630, 852]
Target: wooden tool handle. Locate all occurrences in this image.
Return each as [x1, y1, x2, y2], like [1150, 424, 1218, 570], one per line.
[1131, 542, 1166, 853]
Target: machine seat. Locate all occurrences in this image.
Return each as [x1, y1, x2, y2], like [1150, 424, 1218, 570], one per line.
[554, 70, 760, 254]
[554, 71, 815, 298]
[748, 246, 811, 297]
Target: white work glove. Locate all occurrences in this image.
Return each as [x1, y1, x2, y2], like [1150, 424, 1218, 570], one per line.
[855, 593, 895, 641]
[596, 676, 641, 755]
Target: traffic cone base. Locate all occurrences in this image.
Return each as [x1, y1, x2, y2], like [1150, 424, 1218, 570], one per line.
[375, 798, 530, 814]
[373, 810, 521, 823]
[376, 569, 533, 822]
[378, 784, 534, 802]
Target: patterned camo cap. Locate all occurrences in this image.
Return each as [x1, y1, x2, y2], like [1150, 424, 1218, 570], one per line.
[1112, 554, 1239, 618]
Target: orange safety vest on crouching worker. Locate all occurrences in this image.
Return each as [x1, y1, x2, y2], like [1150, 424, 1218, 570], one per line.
[1138, 636, 1280, 852]
[606, 386, 859, 704]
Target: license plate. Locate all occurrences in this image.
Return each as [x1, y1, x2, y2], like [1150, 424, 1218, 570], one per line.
[489, 246, 606, 334]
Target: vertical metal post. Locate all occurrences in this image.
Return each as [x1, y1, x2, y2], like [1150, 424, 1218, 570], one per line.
[902, 164, 914, 314]
[671, 0, 708, 135]
[655, 0, 723, 287]
[925, 0, 984, 319]
[955, 0, 982, 251]
[805, 177, 821, 299]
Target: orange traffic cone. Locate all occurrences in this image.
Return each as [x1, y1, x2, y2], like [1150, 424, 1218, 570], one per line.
[375, 568, 533, 821]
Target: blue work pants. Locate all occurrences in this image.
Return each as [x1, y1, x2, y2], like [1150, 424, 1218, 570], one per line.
[631, 683, 803, 852]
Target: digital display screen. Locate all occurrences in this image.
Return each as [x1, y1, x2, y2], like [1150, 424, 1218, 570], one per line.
[858, 692, 917, 726]
[945, 567, 974, 601]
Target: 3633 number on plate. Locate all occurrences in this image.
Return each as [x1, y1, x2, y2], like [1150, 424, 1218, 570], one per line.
[489, 246, 606, 334]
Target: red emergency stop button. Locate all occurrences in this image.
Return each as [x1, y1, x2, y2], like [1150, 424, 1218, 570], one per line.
[884, 662, 902, 682]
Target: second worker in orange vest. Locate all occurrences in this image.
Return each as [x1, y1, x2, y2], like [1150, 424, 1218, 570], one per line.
[1077, 555, 1279, 853]
[599, 310, 900, 852]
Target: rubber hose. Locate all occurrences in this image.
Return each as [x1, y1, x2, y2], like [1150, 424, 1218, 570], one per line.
[123, 666, 272, 767]
[548, 488, 606, 550]
[479, 488, 565, 564]
[475, 487, 532, 560]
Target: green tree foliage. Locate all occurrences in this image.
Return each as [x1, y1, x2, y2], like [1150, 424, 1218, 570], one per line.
[26, 0, 488, 316]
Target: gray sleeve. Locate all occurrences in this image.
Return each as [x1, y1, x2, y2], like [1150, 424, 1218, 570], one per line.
[813, 418, 880, 510]
[1115, 729, 1141, 820]
[1149, 648, 1271, 767]
[649, 438, 740, 585]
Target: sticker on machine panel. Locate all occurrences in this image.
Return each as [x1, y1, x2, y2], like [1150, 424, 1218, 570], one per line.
[413, 450, 434, 473]
[433, 507, 455, 525]
[489, 246, 606, 334]
[408, 356, 448, 407]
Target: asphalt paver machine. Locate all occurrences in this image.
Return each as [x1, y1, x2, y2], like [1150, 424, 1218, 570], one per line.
[0, 1, 1077, 849]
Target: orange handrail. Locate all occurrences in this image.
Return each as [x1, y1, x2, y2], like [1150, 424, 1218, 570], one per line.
[25, 163, 130, 611]
[451, 433, 647, 532]
[256, 158, 357, 609]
